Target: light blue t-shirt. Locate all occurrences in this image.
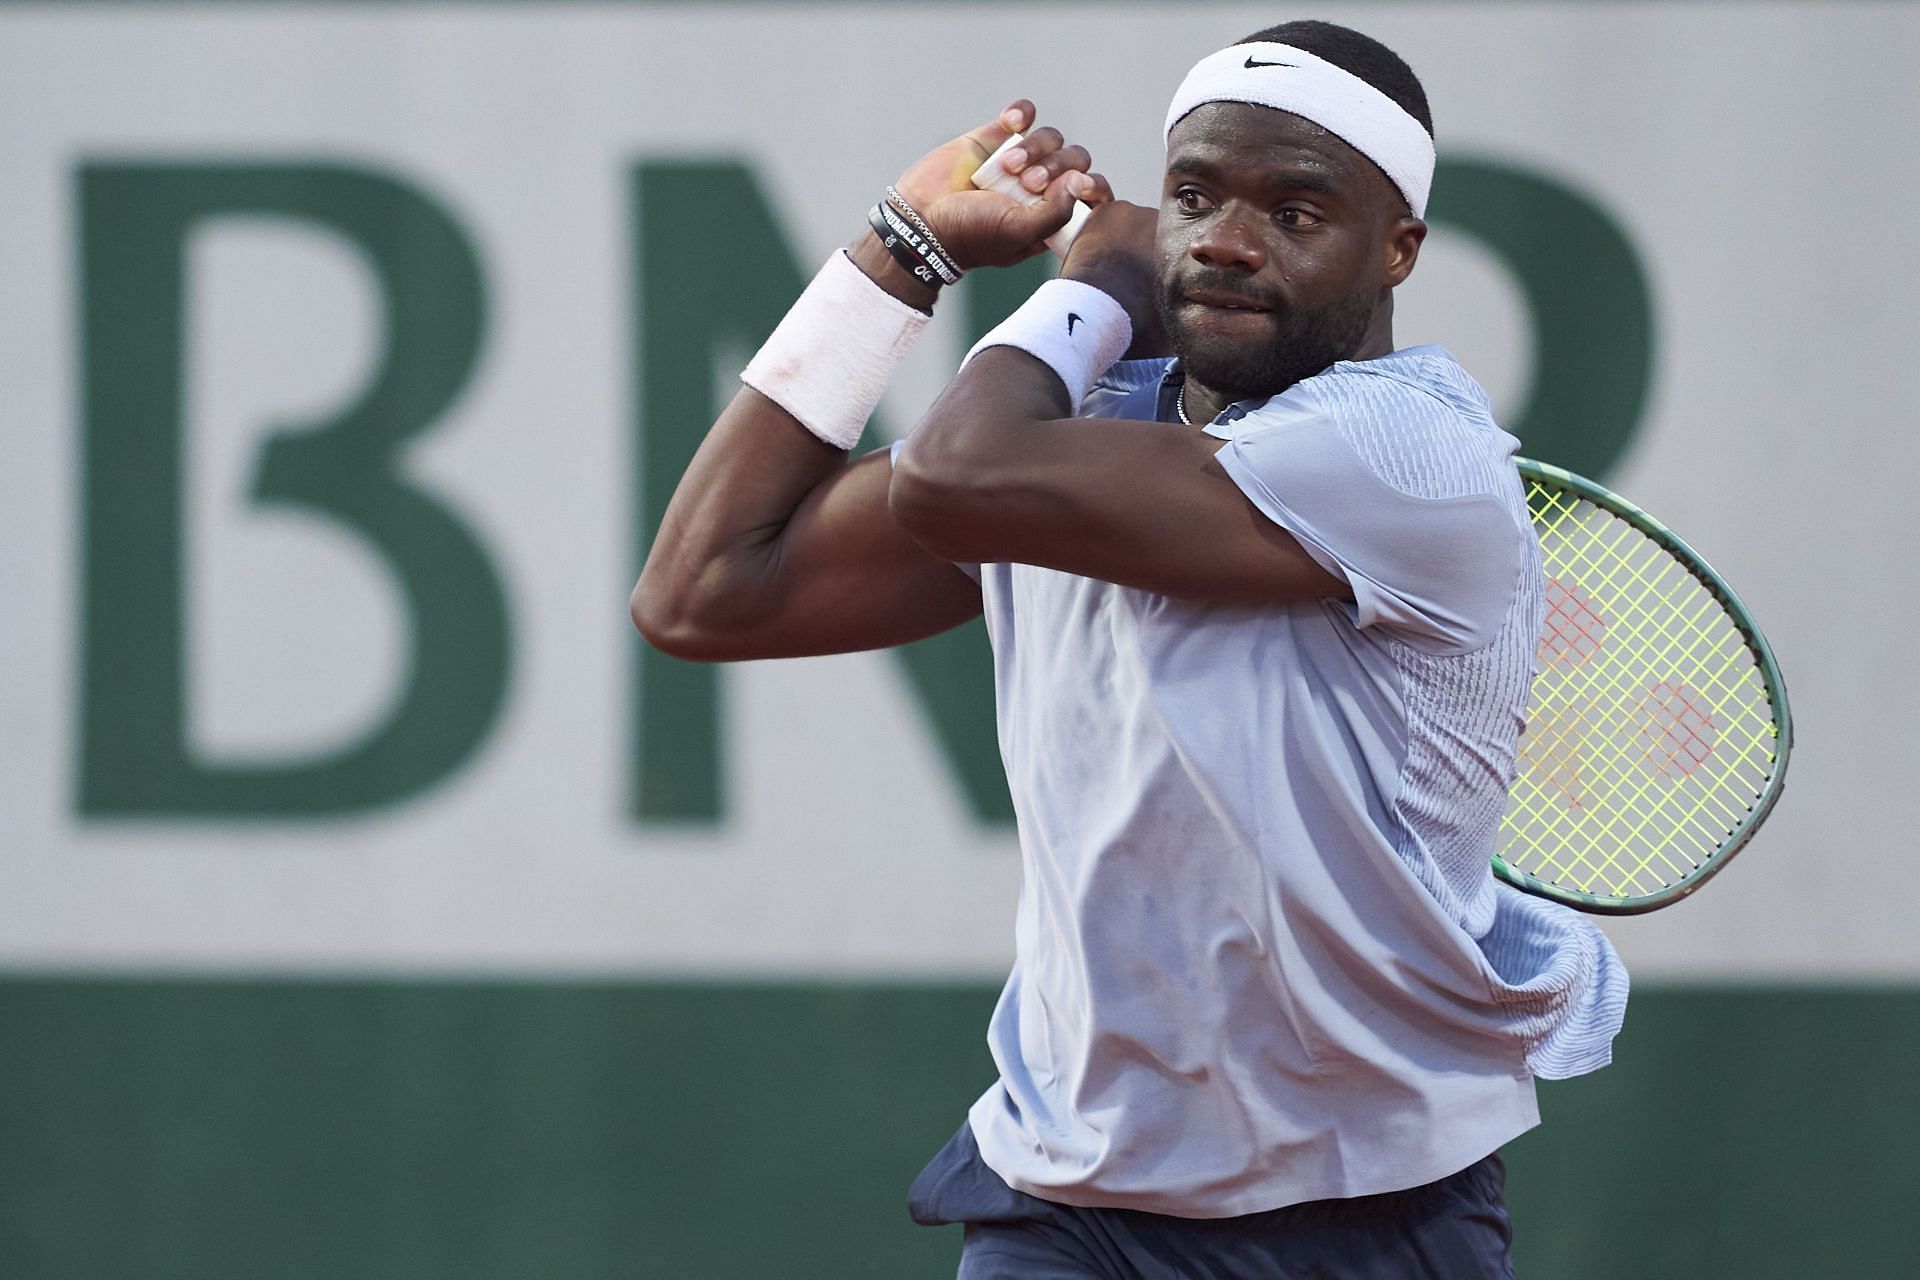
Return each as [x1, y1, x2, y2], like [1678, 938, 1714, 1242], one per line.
[959, 347, 1628, 1218]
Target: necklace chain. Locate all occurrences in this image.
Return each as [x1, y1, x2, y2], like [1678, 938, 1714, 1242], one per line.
[1176, 384, 1194, 427]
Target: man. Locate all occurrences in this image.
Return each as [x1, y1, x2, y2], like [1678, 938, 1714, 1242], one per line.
[634, 19, 1626, 1278]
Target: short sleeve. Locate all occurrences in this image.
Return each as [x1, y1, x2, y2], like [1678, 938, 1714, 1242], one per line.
[1212, 378, 1527, 654]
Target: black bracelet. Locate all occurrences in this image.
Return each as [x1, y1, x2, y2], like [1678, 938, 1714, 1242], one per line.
[876, 201, 962, 285]
[884, 186, 963, 281]
[866, 203, 944, 289]
[867, 201, 961, 288]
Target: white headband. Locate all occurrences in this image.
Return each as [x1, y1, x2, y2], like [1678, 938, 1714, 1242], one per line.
[1163, 42, 1435, 218]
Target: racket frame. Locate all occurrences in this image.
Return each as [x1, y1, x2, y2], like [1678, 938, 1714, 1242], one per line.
[1496, 458, 1794, 914]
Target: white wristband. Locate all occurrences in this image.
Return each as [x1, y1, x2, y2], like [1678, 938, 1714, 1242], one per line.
[962, 278, 1133, 414]
[741, 250, 930, 450]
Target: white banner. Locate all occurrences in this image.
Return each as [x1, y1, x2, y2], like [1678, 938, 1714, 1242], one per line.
[0, 2, 1903, 979]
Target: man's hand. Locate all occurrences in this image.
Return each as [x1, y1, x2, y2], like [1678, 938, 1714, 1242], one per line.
[849, 101, 1112, 311]
[894, 100, 1113, 270]
[1060, 200, 1170, 360]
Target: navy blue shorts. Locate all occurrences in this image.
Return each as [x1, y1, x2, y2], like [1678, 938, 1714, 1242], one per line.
[908, 1124, 1516, 1279]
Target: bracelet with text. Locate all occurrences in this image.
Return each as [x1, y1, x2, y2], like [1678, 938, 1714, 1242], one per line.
[867, 197, 962, 287]
[883, 186, 964, 281]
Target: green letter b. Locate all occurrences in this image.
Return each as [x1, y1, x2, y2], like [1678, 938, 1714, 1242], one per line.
[77, 163, 508, 816]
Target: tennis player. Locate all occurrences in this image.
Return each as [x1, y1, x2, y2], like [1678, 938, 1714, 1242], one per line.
[634, 19, 1627, 1277]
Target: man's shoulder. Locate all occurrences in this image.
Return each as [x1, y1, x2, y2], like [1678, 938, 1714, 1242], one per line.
[1298, 345, 1496, 426]
[1235, 347, 1522, 503]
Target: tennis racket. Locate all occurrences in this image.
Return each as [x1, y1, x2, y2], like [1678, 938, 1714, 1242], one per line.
[972, 141, 1794, 914]
[1497, 459, 1792, 913]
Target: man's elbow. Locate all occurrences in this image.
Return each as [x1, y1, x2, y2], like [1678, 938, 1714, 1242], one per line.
[888, 440, 993, 564]
[629, 573, 727, 663]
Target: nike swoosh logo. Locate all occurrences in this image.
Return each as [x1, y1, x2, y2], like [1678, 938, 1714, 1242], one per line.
[1067, 313, 1083, 334]
[1244, 56, 1297, 69]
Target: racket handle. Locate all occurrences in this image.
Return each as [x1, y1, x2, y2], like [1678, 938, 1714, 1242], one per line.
[970, 132, 1093, 257]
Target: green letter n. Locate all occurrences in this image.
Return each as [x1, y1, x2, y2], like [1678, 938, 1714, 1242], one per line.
[632, 160, 1029, 825]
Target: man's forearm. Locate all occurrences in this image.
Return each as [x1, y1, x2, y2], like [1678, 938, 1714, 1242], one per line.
[890, 268, 1138, 561]
[895, 348, 1070, 486]
[632, 217, 969, 658]
[634, 100, 1108, 653]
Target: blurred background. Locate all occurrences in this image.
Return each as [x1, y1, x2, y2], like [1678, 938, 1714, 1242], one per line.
[1, 1, 1911, 1275]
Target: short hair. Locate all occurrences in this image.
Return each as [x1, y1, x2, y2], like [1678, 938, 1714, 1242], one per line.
[1237, 20, 1433, 138]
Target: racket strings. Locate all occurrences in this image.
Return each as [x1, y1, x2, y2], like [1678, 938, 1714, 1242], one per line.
[1519, 514, 1771, 825]
[1518, 519, 1748, 800]
[1509, 502, 1775, 894]
[1512, 539, 1766, 890]
[1498, 483, 1783, 902]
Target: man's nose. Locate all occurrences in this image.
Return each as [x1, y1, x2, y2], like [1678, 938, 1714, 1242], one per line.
[1189, 207, 1267, 273]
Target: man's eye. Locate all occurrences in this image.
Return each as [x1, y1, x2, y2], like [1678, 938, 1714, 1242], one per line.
[1174, 188, 1213, 213]
[1277, 208, 1320, 227]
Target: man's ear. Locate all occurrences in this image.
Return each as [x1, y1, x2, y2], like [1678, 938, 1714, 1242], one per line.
[1384, 217, 1427, 288]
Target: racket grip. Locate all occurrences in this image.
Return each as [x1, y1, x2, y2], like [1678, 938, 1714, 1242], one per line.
[970, 132, 1093, 257]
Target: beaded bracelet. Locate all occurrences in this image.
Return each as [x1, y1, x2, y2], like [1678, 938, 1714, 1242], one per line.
[884, 186, 963, 280]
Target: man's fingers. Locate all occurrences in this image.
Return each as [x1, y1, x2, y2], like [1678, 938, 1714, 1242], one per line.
[923, 103, 1113, 267]
[995, 127, 1093, 194]
[999, 175, 1083, 242]
[1018, 143, 1092, 193]
[961, 101, 1034, 161]
[990, 165, 1112, 255]
[977, 119, 1099, 184]
[1018, 127, 1066, 159]
[1005, 128, 1059, 188]
[1069, 171, 1116, 206]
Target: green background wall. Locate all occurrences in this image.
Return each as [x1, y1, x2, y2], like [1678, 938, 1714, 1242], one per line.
[4, 981, 1914, 1277]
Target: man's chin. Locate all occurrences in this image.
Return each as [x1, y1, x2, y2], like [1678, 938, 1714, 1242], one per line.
[1174, 342, 1317, 405]
[1170, 328, 1261, 390]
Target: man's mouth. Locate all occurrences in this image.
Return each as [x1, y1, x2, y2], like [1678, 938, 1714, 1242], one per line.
[1181, 287, 1275, 313]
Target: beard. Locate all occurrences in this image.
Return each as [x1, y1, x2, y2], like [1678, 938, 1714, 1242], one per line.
[1157, 271, 1380, 404]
